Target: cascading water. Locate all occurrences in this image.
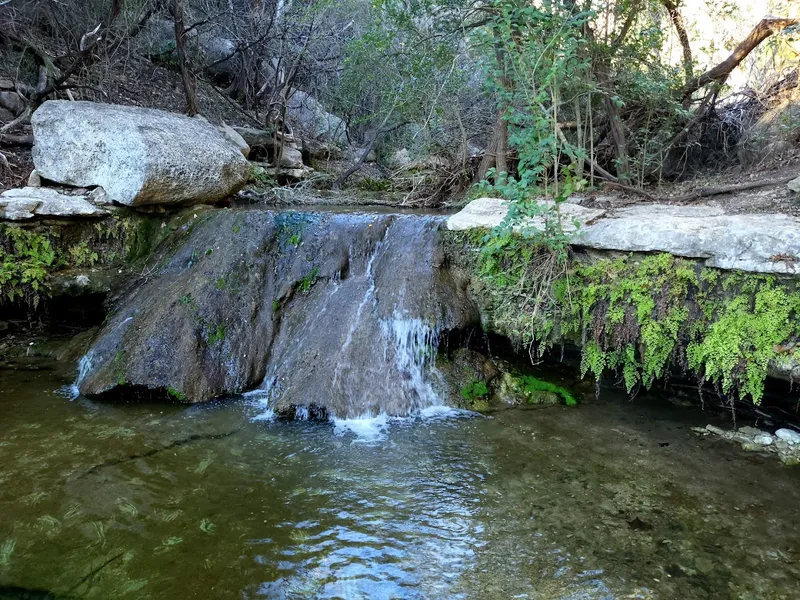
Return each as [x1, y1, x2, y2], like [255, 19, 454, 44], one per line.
[73, 208, 480, 418]
[250, 214, 462, 419]
[62, 352, 94, 399]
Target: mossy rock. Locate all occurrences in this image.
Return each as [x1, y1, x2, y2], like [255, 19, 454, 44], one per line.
[443, 230, 800, 407]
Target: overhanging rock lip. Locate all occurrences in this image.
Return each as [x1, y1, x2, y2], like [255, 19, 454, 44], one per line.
[447, 198, 800, 276]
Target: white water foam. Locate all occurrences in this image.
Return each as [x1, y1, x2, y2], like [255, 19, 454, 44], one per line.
[330, 406, 480, 444]
[59, 352, 94, 400]
[244, 385, 276, 421]
[382, 316, 442, 411]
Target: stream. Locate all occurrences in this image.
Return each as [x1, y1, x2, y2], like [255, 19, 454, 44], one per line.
[1, 366, 800, 599]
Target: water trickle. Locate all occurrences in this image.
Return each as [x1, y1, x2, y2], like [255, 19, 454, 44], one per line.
[62, 352, 94, 400]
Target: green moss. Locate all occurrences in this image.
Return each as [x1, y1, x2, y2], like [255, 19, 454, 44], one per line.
[460, 379, 489, 400]
[215, 277, 227, 291]
[298, 267, 319, 294]
[167, 387, 187, 402]
[207, 324, 226, 345]
[518, 375, 577, 405]
[445, 230, 800, 406]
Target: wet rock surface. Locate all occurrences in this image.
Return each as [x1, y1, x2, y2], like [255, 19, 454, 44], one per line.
[694, 424, 800, 465]
[79, 209, 479, 417]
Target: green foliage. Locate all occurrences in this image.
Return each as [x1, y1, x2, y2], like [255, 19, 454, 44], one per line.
[68, 242, 99, 267]
[298, 267, 319, 294]
[519, 375, 577, 406]
[450, 229, 800, 406]
[0, 225, 57, 306]
[460, 379, 489, 400]
[207, 324, 226, 345]
[687, 283, 800, 405]
[250, 165, 277, 188]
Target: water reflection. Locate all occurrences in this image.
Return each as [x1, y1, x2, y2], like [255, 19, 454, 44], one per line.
[1, 370, 800, 599]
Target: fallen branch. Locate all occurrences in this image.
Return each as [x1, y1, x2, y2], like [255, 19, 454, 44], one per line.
[669, 176, 796, 203]
[0, 133, 33, 147]
[0, 107, 31, 134]
[603, 181, 660, 202]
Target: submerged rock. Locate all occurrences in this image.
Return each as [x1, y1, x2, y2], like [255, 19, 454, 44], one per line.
[31, 101, 250, 207]
[78, 209, 479, 417]
[775, 428, 800, 444]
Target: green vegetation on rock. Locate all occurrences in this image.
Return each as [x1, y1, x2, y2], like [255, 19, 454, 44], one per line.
[0, 225, 57, 307]
[445, 231, 800, 405]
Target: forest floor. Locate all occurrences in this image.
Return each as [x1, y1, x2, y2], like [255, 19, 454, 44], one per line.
[2, 56, 799, 214]
[582, 162, 800, 216]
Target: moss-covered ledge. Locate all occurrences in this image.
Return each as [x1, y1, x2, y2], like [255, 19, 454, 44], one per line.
[441, 230, 800, 406]
[0, 207, 208, 314]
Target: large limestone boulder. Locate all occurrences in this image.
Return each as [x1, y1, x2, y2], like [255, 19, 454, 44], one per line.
[738, 98, 800, 166]
[286, 90, 347, 145]
[31, 101, 250, 206]
[447, 197, 606, 233]
[0, 187, 110, 221]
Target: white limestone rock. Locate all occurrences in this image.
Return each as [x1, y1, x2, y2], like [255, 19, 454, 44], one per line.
[447, 198, 800, 275]
[0, 187, 110, 220]
[32, 101, 250, 207]
[775, 428, 800, 445]
[446, 197, 606, 234]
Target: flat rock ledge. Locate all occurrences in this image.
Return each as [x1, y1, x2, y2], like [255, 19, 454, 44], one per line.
[0, 187, 110, 220]
[448, 197, 800, 275]
[694, 425, 800, 466]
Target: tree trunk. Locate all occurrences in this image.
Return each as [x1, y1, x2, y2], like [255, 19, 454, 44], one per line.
[683, 17, 800, 98]
[661, 0, 693, 84]
[172, 0, 199, 116]
[476, 109, 509, 182]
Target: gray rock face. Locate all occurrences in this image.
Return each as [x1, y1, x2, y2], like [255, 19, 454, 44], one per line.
[447, 198, 800, 275]
[218, 123, 250, 158]
[79, 210, 479, 417]
[776, 428, 800, 444]
[138, 19, 239, 78]
[286, 90, 347, 145]
[788, 176, 800, 193]
[738, 98, 800, 165]
[0, 91, 24, 115]
[0, 187, 110, 220]
[32, 101, 250, 206]
[233, 127, 273, 149]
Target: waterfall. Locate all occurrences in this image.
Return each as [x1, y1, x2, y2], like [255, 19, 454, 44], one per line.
[249, 214, 456, 420]
[75, 208, 479, 418]
[65, 352, 94, 400]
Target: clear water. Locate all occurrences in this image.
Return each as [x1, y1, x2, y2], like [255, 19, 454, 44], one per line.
[2, 366, 800, 599]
